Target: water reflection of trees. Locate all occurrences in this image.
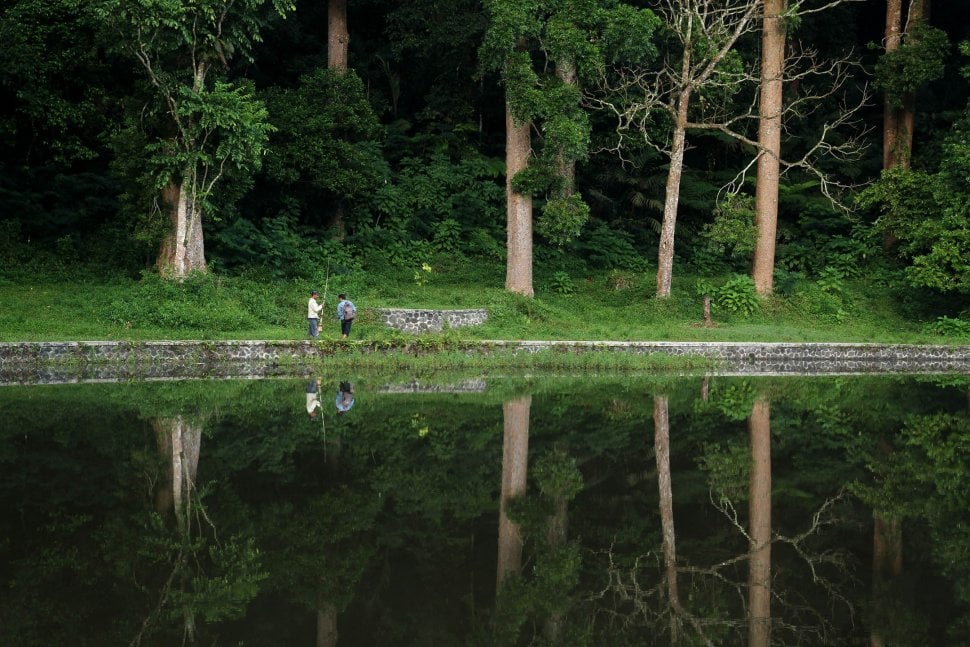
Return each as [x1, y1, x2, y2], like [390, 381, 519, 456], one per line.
[2, 376, 970, 644]
[590, 386, 858, 646]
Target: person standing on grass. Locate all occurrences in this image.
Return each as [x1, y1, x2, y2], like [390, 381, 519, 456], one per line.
[337, 293, 356, 339]
[308, 290, 324, 337]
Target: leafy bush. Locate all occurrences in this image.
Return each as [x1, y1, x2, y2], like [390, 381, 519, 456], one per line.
[693, 193, 757, 273]
[925, 316, 970, 337]
[550, 271, 574, 295]
[537, 194, 590, 245]
[712, 275, 760, 316]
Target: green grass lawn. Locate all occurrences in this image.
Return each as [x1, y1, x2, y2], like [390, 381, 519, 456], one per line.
[0, 261, 966, 344]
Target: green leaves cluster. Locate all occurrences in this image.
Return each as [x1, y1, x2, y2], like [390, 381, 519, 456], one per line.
[874, 22, 950, 108]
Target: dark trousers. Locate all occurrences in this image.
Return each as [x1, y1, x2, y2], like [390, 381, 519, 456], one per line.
[341, 319, 352, 337]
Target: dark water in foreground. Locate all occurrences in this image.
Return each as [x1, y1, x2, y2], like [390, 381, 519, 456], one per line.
[1, 373, 969, 646]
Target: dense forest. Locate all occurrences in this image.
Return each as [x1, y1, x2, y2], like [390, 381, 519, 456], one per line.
[1, 0, 968, 317]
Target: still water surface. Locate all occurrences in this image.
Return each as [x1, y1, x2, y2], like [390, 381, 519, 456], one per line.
[1, 373, 968, 646]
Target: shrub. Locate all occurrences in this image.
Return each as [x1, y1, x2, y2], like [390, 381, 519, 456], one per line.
[712, 275, 760, 317]
[551, 271, 574, 295]
[925, 315, 970, 337]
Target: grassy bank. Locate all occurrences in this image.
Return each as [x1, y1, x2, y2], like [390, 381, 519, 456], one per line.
[0, 260, 967, 344]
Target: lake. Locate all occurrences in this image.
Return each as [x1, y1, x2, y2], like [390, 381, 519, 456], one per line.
[1, 373, 968, 645]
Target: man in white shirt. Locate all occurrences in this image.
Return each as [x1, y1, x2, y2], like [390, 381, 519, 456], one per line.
[308, 290, 323, 337]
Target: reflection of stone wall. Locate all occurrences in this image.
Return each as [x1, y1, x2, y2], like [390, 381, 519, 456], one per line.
[378, 379, 487, 393]
[1, 340, 969, 385]
[376, 308, 488, 333]
[493, 340, 970, 374]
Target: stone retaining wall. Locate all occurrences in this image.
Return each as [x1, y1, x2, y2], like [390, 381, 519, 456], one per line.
[376, 308, 488, 333]
[1, 340, 969, 385]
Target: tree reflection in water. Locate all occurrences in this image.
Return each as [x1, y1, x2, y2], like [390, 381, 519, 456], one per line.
[1, 375, 969, 644]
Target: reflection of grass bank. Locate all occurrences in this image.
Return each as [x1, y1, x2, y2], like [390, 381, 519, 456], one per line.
[0, 263, 966, 344]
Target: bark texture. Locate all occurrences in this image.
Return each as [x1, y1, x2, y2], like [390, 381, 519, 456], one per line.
[497, 395, 531, 588]
[654, 394, 682, 641]
[157, 180, 207, 278]
[748, 398, 772, 647]
[328, 0, 349, 71]
[752, 0, 787, 295]
[882, 0, 904, 170]
[505, 104, 534, 297]
[152, 416, 202, 520]
[656, 92, 690, 298]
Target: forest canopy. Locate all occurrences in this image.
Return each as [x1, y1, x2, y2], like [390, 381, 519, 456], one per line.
[0, 0, 967, 316]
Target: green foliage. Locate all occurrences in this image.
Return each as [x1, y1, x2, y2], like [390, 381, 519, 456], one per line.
[711, 274, 760, 317]
[574, 222, 646, 271]
[874, 22, 950, 109]
[816, 266, 846, 296]
[534, 448, 583, 500]
[550, 270, 574, 295]
[698, 440, 751, 502]
[925, 316, 970, 337]
[211, 215, 328, 278]
[694, 193, 757, 272]
[101, 271, 263, 331]
[367, 147, 505, 259]
[263, 68, 385, 213]
[858, 165, 970, 299]
[0, 0, 111, 163]
[538, 193, 590, 245]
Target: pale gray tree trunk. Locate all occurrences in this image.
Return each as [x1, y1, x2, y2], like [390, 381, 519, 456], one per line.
[752, 0, 787, 295]
[497, 396, 531, 587]
[505, 104, 534, 297]
[656, 91, 690, 298]
[654, 394, 682, 642]
[157, 180, 207, 278]
[748, 398, 772, 647]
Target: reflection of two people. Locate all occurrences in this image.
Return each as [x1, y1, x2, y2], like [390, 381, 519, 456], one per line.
[307, 379, 355, 418]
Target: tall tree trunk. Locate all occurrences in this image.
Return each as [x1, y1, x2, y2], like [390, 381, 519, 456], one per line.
[882, 0, 903, 170]
[328, 0, 349, 71]
[327, 0, 350, 236]
[505, 103, 534, 297]
[497, 396, 531, 588]
[897, 0, 927, 170]
[656, 90, 690, 298]
[654, 395, 681, 642]
[157, 179, 207, 278]
[748, 398, 772, 647]
[752, 0, 787, 295]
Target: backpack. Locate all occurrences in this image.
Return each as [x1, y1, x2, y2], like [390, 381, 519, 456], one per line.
[343, 301, 356, 320]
